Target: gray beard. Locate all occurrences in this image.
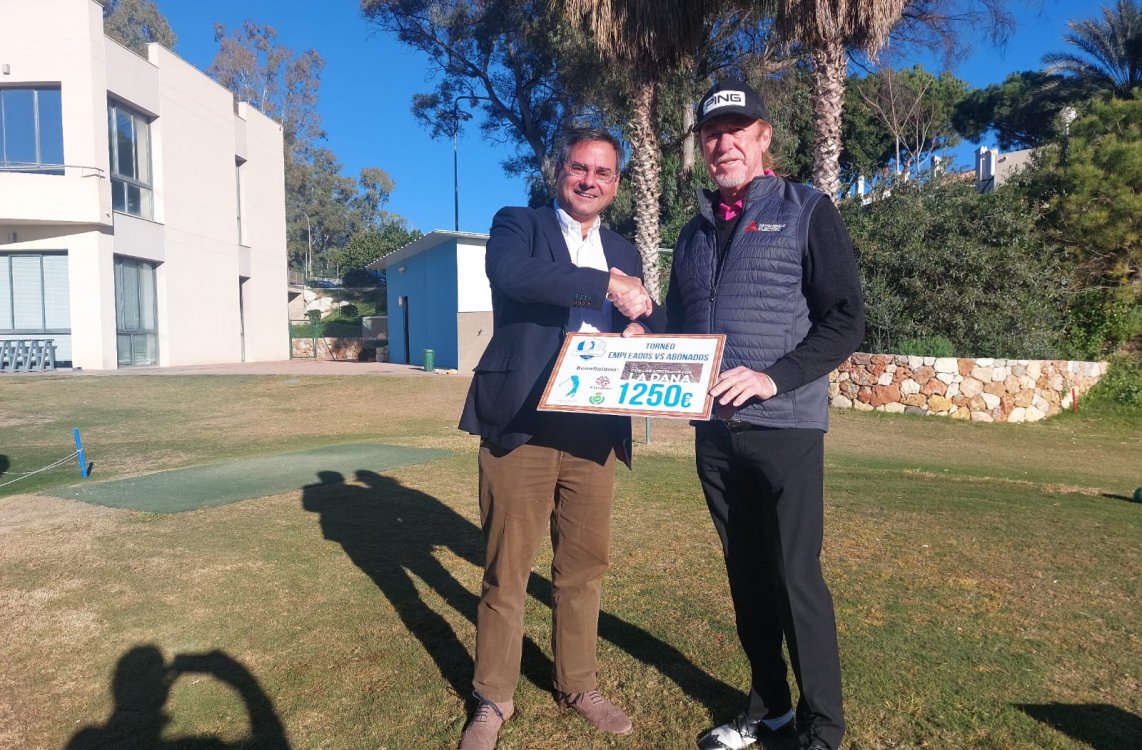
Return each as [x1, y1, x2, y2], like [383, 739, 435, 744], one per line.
[713, 172, 748, 189]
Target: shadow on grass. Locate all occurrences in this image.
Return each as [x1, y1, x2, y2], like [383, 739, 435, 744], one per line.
[301, 468, 545, 700]
[526, 574, 741, 713]
[1100, 492, 1138, 503]
[302, 469, 739, 716]
[1017, 703, 1142, 749]
[66, 645, 291, 749]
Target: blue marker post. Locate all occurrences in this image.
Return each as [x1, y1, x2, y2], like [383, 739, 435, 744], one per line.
[73, 427, 89, 479]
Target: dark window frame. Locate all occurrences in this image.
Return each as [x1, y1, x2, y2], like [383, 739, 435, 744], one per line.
[114, 255, 159, 366]
[107, 98, 154, 219]
[0, 86, 64, 174]
[0, 251, 71, 335]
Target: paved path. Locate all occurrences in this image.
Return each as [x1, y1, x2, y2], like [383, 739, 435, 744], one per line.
[66, 359, 463, 377]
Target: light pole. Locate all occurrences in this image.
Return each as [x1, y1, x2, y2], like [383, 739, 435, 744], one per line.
[301, 211, 315, 357]
[450, 97, 475, 232]
[302, 212, 313, 282]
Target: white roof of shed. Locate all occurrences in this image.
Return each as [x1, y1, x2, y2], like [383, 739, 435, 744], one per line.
[368, 230, 490, 271]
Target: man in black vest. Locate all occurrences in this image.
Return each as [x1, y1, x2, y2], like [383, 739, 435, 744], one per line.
[635, 78, 865, 750]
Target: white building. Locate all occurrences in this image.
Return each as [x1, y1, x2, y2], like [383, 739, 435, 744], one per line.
[975, 145, 1034, 193]
[0, 0, 288, 370]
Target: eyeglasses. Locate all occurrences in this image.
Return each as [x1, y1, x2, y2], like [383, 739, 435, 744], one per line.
[562, 162, 619, 184]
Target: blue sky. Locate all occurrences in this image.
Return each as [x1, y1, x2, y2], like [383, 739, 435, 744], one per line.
[161, 0, 1097, 235]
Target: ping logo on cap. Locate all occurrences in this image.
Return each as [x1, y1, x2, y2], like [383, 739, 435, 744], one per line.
[703, 90, 745, 114]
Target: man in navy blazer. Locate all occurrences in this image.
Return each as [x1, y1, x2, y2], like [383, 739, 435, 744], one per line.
[457, 127, 654, 750]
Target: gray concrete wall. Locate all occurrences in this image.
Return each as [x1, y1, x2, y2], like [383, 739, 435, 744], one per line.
[457, 311, 493, 373]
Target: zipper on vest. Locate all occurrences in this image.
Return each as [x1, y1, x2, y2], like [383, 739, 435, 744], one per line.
[709, 224, 723, 333]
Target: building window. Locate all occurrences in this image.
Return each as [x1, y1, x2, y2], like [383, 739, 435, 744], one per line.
[107, 100, 153, 219]
[114, 256, 158, 366]
[0, 252, 72, 364]
[0, 87, 64, 174]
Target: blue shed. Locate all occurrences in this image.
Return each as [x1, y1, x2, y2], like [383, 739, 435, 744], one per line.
[372, 231, 492, 372]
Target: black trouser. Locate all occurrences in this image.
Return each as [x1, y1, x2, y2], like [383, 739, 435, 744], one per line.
[695, 423, 844, 750]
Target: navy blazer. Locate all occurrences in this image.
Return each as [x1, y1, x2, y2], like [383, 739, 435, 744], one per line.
[459, 205, 644, 466]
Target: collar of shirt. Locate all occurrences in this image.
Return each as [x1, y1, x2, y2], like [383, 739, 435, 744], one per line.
[716, 198, 743, 221]
[554, 202, 601, 243]
[716, 170, 778, 220]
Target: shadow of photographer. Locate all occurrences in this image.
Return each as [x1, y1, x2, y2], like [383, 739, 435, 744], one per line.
[1018, 702, 1142, 749]
[301, 468, 739, 716]
[65, 645, 290, 749]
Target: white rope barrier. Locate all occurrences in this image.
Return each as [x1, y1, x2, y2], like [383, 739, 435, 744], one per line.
[0, 451, 80, 487]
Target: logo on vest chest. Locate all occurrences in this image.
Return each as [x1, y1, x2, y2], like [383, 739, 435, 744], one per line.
[745, 222, 786, 232]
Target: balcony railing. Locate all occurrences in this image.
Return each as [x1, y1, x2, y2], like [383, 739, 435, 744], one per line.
[0, 163, 105, 178]
[0, 164, 109, 226]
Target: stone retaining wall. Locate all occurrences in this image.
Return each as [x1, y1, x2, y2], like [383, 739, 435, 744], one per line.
[829, 354, 1108, 422]
[291, 337, 364, 361]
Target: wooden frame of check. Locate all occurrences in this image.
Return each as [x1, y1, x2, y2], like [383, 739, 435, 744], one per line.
[538, 332, 726, 419]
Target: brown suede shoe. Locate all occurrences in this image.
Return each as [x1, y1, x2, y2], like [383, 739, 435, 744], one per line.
[557, 690, 633, 734]
[458, 693, 515, 750]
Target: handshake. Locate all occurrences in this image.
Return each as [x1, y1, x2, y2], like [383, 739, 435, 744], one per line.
[606, 267, 654, 321]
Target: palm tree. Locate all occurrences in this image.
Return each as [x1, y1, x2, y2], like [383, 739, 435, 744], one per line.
[774, 0, 906, 200]
[564, 0, 906, 239]
[1042, 0, 1142, 98]
[561, 0, 724, 299]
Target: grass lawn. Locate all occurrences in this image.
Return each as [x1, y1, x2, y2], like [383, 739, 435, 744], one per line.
[1, 373, 1139, 749]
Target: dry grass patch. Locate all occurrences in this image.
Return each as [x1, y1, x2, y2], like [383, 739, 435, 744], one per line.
[0, 374, 1138, 749]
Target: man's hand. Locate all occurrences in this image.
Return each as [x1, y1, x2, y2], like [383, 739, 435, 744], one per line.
[621, 321, 647, 338]
[607, 267, 652, 320]
[709, 366, 777, 407]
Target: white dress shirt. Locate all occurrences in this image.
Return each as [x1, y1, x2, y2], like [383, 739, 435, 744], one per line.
[555, 203, 614, 333]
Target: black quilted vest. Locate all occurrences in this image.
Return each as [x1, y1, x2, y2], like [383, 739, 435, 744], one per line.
[672, 176, 829, 430]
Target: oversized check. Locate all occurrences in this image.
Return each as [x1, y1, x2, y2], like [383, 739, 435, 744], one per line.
[538, 333, 726, 419]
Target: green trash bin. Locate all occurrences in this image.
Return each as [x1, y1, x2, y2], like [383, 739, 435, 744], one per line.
[423, 348, 435, 372]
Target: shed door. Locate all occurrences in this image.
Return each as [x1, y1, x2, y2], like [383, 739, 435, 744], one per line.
[400, 296, 410, 364]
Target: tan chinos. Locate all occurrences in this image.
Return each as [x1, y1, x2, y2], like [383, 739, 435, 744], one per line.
[472, 422, 616, 703]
